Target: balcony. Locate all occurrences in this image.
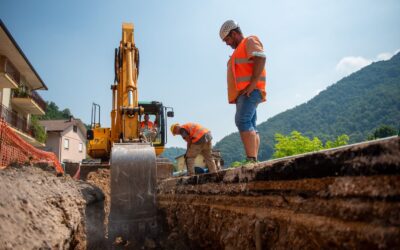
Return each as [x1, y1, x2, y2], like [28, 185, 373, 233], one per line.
[0, 103, 32, 136]
[11, 89, 46, 115]
[0, 55, 19, 89]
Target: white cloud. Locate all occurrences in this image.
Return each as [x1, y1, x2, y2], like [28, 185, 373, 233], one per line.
[335, 48, 400, 76]
[376, 52, 392, 61]
[335, 56, 372, 75]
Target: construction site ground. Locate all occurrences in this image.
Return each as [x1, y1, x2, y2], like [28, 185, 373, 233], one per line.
[0, 165, 187, 250]
[0, 165, 87, 249]
[0, 136, 399, 249]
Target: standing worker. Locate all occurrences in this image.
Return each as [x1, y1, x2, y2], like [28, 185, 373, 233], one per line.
[220, 20, 267, 163]
[171, 123, 218, 175]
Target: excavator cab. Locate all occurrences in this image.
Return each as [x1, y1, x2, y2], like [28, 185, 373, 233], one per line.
[138, 101, 174, 155]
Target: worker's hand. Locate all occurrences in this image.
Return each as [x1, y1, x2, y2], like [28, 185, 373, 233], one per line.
[240, 82, 257, 97]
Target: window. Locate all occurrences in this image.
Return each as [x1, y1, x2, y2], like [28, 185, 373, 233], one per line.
[79, 143, 83, 152]
[73, 125, 77, 133]
[64, 138, 69, 149]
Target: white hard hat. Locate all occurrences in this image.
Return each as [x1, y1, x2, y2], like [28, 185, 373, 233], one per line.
[219, 20, 239, 40]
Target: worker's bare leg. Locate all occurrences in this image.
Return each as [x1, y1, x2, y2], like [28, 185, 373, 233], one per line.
[240, 131, 258, 159]
[255, 132, 260, 160]
[201, 141, 217, 173]
[186, 144, 202, 175]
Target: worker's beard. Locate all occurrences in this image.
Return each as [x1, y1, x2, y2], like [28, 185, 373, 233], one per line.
[231, 39, 241, 49]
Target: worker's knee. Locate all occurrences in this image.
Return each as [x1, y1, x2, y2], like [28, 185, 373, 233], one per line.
[235, 115, 255, 131]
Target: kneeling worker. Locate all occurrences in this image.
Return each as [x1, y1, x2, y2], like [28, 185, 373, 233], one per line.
[171, 123, 218, 175]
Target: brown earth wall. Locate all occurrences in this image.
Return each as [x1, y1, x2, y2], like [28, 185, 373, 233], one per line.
[157, 137, 400, 249]
[0, 165, 106, 250]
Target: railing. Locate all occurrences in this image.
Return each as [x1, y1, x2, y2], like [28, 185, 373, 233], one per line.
[12, 89, 47, 112]
[0, 55, 20, 84]
[31, 91, 47, 112]
[0, 104, 32, 136]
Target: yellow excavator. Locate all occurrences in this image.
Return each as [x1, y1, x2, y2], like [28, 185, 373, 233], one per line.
[86, 23, 174, 243]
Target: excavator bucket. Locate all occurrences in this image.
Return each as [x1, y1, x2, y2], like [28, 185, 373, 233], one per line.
[108, 143, 157, 244]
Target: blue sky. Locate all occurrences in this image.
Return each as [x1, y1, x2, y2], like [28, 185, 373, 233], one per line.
[1, 0, 399, 147]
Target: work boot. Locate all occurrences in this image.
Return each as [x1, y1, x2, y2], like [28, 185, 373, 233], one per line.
[246, 156, 257, 162]
[241, 157, 258, 166]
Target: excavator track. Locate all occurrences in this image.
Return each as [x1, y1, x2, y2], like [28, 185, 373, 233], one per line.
[108, 143, 157, 244]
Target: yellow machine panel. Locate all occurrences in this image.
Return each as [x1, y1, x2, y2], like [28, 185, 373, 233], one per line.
[87, 127, 110, 160]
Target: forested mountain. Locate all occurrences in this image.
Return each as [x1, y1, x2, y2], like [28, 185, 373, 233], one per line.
[215, 53, 400, 165]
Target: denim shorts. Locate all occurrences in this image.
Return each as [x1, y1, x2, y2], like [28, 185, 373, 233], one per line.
[235, 89, 262, 132]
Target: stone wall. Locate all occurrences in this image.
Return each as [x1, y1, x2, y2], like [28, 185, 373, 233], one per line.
[157, 137, 400, 249]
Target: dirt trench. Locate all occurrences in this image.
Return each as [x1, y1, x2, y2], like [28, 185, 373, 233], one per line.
[85, 168, 188, 250]
[1, 137, 399, 249]
[157, 137, 400, 249]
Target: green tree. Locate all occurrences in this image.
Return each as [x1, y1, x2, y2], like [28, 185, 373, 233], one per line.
[273, 131, 323, 159]
[325, 134, 350, 149]
[61, 108, 72, 119]
[367, 125, 398, 140]
[273, 131, 349, 159]
[40, 101, 73, 120]
[30, 115, 46, 143]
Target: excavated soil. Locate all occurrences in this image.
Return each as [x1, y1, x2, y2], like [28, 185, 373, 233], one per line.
[0, 166, 87, 249]
[0, 165, 184, 250]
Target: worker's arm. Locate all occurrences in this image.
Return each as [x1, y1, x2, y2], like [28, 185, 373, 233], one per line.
[240, 56, 266, 97]
[181, 129, 192, 148]
[184, 137, 192, 149]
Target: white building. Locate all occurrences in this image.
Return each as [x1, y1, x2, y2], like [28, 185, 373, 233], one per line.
[39, 118, 87, 163]
[0, 19, 47, 146]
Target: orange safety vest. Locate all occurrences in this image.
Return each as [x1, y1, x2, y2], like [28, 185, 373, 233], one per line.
[141, 121, 154, 129]
[231, 37, 266, 92]
[181, 123, 209, 143]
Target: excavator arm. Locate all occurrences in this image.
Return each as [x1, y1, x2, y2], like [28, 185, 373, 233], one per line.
[108, 23, 157, 245]
[85, 23, 174, 246]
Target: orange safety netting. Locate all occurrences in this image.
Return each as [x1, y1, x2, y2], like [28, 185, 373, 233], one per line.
[0, 119, 64, 174]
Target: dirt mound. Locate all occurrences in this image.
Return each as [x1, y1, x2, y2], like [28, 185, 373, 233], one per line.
[0, 166, 86, 249]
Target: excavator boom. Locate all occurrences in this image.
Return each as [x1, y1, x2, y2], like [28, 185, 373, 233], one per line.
[108, 23, 157, 244]
[85, 22, 174, 245]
